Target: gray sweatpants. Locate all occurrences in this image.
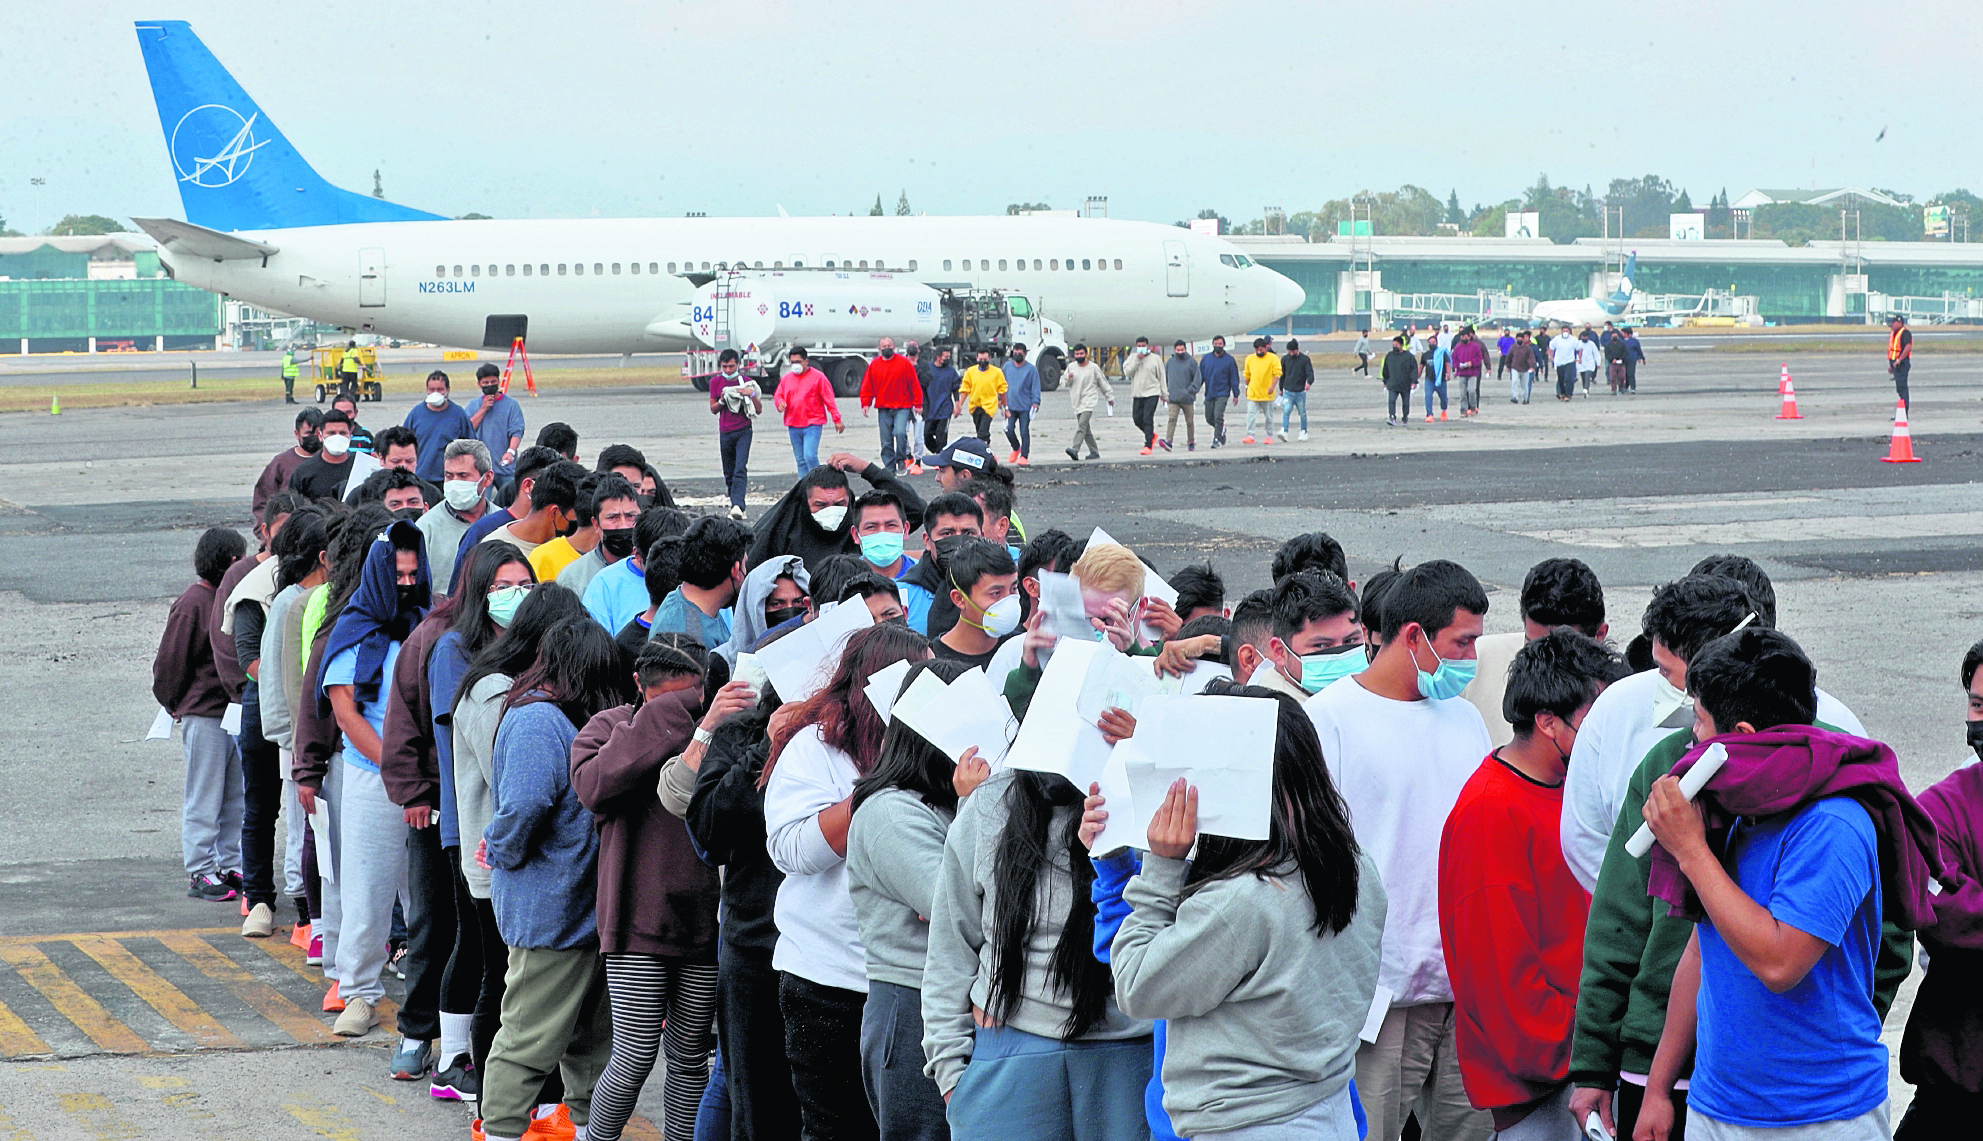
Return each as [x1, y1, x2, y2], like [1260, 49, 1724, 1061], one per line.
[1070, 410, 1099, 457]
[180, 715, 244, 879]
[1201, 1082, 1359, 1140]
[332, 761, 409, 1005]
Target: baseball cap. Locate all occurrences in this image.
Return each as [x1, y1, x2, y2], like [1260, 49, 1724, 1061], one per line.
[921, 437, 992, 471]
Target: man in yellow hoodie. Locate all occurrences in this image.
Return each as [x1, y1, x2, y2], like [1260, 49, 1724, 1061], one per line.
[1240, 336, 1282, 444]
[957, 347, 1007, 443]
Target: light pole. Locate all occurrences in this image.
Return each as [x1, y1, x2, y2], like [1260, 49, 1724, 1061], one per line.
[30, 178, 45, 232]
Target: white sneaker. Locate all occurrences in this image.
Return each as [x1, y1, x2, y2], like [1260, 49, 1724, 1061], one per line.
[241, 902, 274, 938]
[727, 505, 745, 521]
[334, 997, 377, 1037]
[1298, 429, 1308, 441]
[1276, 429, 1287, 441]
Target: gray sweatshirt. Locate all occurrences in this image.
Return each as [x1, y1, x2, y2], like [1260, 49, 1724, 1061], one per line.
[258, 584, 302, 754]
[1112, 852, 1388, 1137]
[1163, 352, 1204, 403]
[450, 672, 511, 898]
[847, 788, 954, 990]
[921, 769, 1151, 1095]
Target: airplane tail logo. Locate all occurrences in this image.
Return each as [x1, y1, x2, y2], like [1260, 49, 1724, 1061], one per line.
[135, 20, 440, 230]
[1604, 252, 1637, 315]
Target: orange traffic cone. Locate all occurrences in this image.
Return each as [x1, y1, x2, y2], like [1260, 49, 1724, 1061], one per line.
[1881, 400, 1922, 463]
[1775, 373, 1802, 420]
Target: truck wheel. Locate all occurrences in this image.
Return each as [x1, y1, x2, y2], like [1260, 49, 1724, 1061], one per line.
[831, 358, 866, 398]
[691, 375, 710, 393]
[1038, 352, 1064, 392]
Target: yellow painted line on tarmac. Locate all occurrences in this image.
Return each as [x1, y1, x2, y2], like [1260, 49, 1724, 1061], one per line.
[280, 1097, 365, 1141]
[0, 993, 51, 1057]
[68, 936, 245, 1050]
[157, 933, 339, 1045]
[55, 1091, 140, 1141]
[0, 928, 235, 946]
[0, 945, 146, 1055]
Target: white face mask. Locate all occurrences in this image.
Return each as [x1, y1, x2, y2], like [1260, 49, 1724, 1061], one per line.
[1136, 346, 1149, 356]
[424, 391, 447, 407]
[1652, 673, 1692, 728]
[789, 361, 806, 373]
[811, 504, 847, 531]
[721, 369, 739, 379]
[321, 433, 351, 456]
[443, 479, 482, 510]
[977, 595, 1022, 638]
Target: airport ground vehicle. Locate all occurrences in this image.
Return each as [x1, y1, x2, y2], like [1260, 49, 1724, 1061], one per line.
[306, 344, 383, 403]
[682, 269, 1069, 395]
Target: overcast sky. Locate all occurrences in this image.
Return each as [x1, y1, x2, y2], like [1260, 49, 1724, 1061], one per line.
[3, 0, 1978, 234]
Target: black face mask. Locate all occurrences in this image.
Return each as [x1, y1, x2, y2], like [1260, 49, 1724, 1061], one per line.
[480, 384, 501, 397]
[764, 605, 807, 628]
[600, 528, 636, 558]
[300, 435, 322, 454]
[396, 584, 422, 610]
[930, 534, 969, 569]
[1968, 720, 1983, 761]
[394, 507, 423, 523]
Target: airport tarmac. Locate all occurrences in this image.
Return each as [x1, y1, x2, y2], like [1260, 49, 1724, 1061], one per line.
[0, 345, 1975, 1132]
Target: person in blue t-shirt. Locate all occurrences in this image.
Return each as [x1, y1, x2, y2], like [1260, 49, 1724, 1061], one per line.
[1638, 630, 1892, 1141]
[402, 370, 476, 483]
[467, 363, 527, 479]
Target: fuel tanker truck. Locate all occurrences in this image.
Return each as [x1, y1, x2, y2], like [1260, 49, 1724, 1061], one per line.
[682, 268, 1069, 395]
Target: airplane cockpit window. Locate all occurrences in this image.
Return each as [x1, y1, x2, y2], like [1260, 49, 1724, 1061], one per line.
[1235, 254, 1254, 268]
[1219, 254, 1237, 268]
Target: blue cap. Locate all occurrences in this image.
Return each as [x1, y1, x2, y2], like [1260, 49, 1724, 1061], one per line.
[921, 437, 992, 471]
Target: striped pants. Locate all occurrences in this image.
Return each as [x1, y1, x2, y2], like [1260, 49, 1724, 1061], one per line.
[588, 952, 720, 1141]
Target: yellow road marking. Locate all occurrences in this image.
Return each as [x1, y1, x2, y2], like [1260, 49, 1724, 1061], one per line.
[0, 928, 235, 946]
[135, 1077, 186, 1089]
[157, 934, 338, 1045]
[68, 936, 244, 1050]
[280, 1097, 365, 1141]
[54, 1096, 109, 1112]
[0, 993, 51, 1058]
[0, 945, 146, 1054]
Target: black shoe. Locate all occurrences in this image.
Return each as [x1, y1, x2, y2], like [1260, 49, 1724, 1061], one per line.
[189, 873, 237, 902]
[1065, 448, 1080, 462]
[1085, 452, 1100, 460]
[430, 1055, 479, 1103]
[223, 870, 244, 896]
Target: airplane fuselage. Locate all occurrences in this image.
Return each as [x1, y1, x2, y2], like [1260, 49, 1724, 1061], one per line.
[166, 215, 1304, 353]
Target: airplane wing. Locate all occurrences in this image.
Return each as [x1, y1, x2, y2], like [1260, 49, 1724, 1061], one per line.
[132, 217, 279, 261]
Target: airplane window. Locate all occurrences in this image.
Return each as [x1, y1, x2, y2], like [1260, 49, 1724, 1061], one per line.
[982, 259, 992, 270]
[471, 265, 480, 277]
[558, 264, 567, 276]
[522, 264, 531, 276]
[575, 263, 585, 276]
[629, 262, 639, 275]
[998, 260, 1008, 271]
[1113, 259, 1123, 270]
[541, 264, 549, 276]
[793, 260, 804, 268]
[859, 261, 868, 269]
[1081, 259, 1090, 270]
[1094, 257, 1104, 270]
[435, 265, 445, 277]
[649, 263, 658, 274]
[942, 260, 952, 271]
[908, 260, 917, 271]
[612, 263, 621, 275]
[453, 265, 463, 277]
[701, 262, 710, 271]
[755, 261, 764, 269]
[1049, 259, 1058, 270]
[1033, 259, 1042, 270]
[594, 263, 603, 275]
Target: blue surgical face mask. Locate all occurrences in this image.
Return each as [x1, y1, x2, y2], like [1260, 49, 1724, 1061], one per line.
[1297, 642, 1369, 693]
[1412, 636, 1476, 701]
[859, 531, 903, 568]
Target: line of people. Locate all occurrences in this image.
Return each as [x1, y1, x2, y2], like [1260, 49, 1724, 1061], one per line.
[154, 416, 1983, 1141]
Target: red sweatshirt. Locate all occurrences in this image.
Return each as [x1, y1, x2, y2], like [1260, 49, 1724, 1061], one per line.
[858, 354, 922, 410]
[1438, 754, 1590, 1115]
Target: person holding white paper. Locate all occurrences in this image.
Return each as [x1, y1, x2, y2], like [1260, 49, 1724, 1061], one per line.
[1002, 544, 1146, 719]
[847, 659, 993, 1141]
[1228, 574, 1366, 703]
[763, 624, 932, 1141]
[1303, 560, 1494, 1141]
[933, 539, 1022, 671]
[1107, 688, 1387, 1141]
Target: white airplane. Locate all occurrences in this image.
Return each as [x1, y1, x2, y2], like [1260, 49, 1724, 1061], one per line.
[1531, 252, 1637, 327]
[130, 20, 1303, 379]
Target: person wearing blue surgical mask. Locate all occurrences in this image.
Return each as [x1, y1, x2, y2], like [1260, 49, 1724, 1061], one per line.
[849, 489, 915, 580]
[1226, 573, 1365, 702]
[1300, 559, 1494, 1141]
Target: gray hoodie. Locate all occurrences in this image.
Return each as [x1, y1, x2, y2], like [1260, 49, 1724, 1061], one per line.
[719, 555, 809, 666]
[1163, 351, 1204, 403]
[922, 768, 1151, 1095]
[847, 787, 955, 990]
[1112, 852, 1387, 1137]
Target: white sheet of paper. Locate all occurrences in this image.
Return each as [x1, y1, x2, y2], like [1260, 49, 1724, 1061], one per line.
[1088, 746, 1140, 857]
[1358, 984, 1394, 1044]
[1002, 638, 1116, 792]
[220, 702, 243, 735]
[756, 598, 875, 703]
[862, 659, 914, 719]
[1156, 659, 1232, 696]
[1114, 695, 1277, 841]
[1037, 570, 1090, 645]
[733, 653, 770, 698]
[146, 706, 175, 741]
[896, 666, 1019, 767]
[1073, 645, 1162, 725]
[309, 796, 335, 885]
[1086, 527, 1178, 644]
[342, 448, 381, 489]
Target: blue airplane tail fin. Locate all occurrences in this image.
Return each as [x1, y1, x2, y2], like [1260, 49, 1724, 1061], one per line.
[135, 20, 441, 230]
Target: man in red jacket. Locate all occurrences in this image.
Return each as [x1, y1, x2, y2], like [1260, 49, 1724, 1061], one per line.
[858, 338, 923, 476]
[1439, 630, 1627, 1140]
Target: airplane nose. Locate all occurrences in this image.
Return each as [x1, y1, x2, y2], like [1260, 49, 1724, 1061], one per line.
[1271, 271, 1305, 318]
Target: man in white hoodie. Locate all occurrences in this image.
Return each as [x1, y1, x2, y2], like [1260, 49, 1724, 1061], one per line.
[1062, 344, 1114, 463]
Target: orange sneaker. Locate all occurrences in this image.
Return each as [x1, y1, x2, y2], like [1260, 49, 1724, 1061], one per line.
[472, 1119, 486, 1141]
[525, 1104, 576, 1141]
[1423, 415, 1434, 423]
[905, 462, 925, 475]
[1241, 435, 1256, 444]
[1138, 447, 1152, 456]
[1439, 410, 1448, 421]
[1263, 437, 1275, 445]
[322, 980, 344, 1012]
[290, 922, 310, 950]
[1007, 450, 1021, 463]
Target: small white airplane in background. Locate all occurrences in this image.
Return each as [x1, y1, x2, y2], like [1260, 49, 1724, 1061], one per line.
[1532, 252, 1637, 327]
[130, 20, 1304, 374]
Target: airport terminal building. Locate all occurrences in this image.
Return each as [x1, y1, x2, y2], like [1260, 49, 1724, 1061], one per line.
[0, 235, 221, 353]
[1231, 235, 1983, 333]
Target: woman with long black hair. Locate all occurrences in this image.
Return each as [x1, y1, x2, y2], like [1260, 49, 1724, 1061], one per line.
[762, 622, 932, 1141]
[847, 658, 994, 1140]
[478, 617, 632, 1141]
[921, 754, 1155, 1139]
[446, 582, 586, 1098]
[1105, 686, 1386, 1141]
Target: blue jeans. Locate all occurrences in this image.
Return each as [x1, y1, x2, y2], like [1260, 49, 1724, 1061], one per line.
[718, 427, 751, 509]
[788, 424, 823, 473]
[947, 1025, 1152, 1141]
[693, 1047, 731, 1141]
[1281, 389, 1308, 432]
[877, 407, 913, 469]
[1423, 374, 1448, 415]
[1004, 409, 1033, 458]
